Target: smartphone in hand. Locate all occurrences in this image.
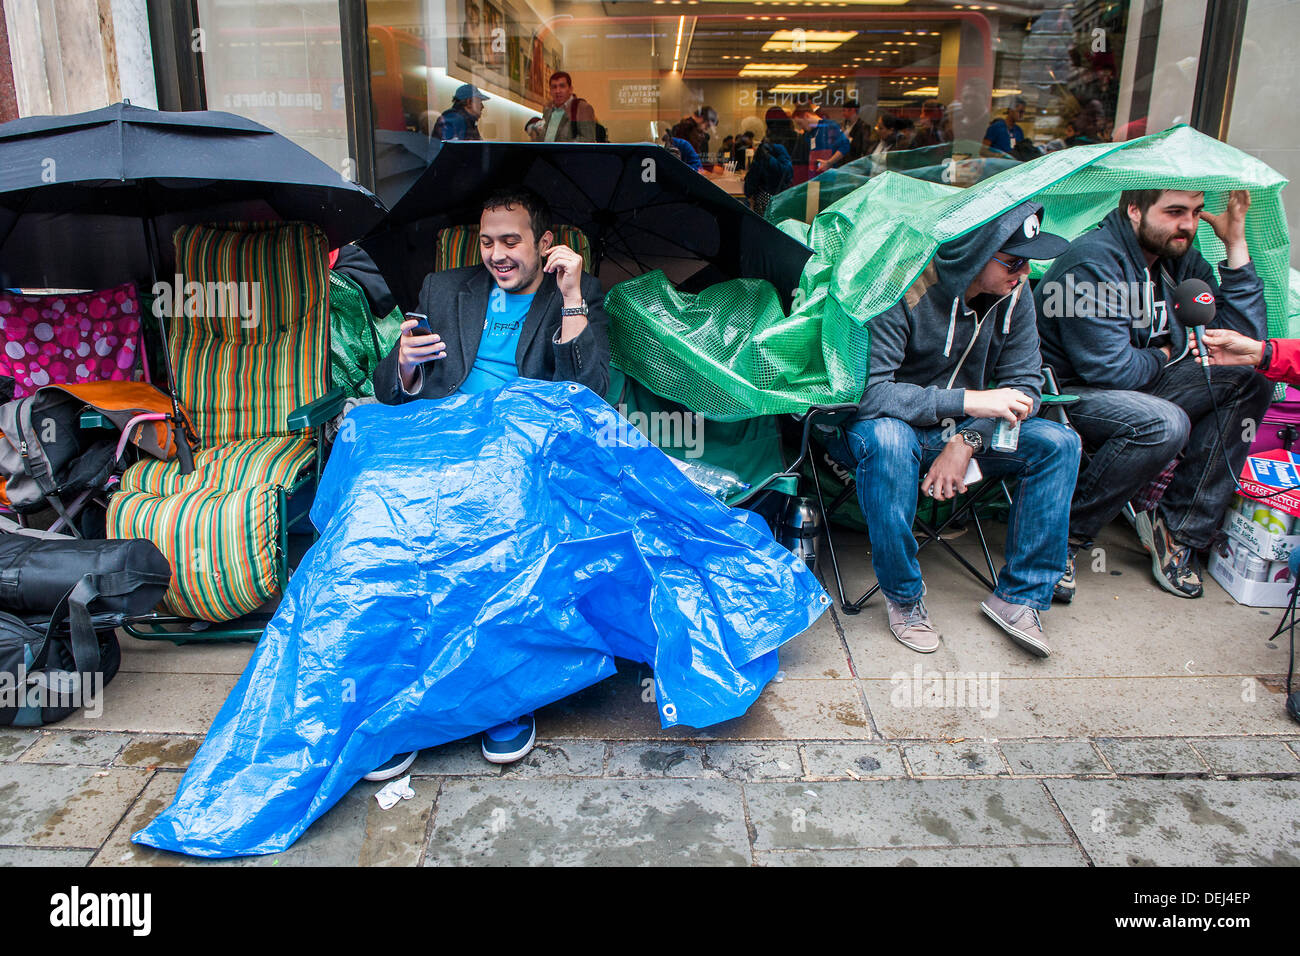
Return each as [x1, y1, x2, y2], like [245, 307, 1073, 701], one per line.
[405, 311, 432, 337]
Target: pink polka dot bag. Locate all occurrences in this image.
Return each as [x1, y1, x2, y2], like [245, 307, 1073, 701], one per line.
[0, 282, 145, 397]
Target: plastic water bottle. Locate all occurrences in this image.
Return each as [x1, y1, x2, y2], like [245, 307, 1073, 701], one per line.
[991, 417, 1020, 452]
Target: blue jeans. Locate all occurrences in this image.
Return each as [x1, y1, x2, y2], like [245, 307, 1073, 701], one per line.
[844, 416, 1081, 611]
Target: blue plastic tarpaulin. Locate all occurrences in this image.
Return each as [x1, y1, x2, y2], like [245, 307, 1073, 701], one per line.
[133, 380, 828, 857]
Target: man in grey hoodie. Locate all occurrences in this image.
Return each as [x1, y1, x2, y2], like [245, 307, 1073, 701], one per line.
[848, 203, 1080, 658]
[1034, 189, 1270, 601]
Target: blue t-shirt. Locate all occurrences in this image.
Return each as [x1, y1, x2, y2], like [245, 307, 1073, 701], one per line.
[809, 120, 851, 157]
[460, 286, 534, 394]
[983, 118, 1024, 153]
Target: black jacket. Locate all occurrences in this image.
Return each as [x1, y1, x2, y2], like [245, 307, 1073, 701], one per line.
[373, 265, 610, 403]
[1035, 206, 1266, 390]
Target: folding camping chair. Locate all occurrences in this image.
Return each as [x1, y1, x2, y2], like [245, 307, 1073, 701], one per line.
[104, 221, 344, 640]
[801, 375, 1083, 615]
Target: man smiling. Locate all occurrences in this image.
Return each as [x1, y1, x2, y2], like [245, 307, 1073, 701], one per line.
[1035, 189, 1270, 601]
[371, 185, 609, 775]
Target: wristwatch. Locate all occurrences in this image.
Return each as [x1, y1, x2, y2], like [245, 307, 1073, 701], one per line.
[957, 429, 984, 453]
[561, 300, 588, 317]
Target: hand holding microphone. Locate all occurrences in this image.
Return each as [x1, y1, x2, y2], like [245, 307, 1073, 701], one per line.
[1171, 278, 1217, 388]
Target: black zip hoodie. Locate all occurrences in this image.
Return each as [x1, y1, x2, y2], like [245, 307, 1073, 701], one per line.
[1034, 206, 1266, 389]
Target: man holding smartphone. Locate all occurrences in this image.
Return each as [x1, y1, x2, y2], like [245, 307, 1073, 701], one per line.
[370, 186, 609, 776]
[847, 203, 1079, 658]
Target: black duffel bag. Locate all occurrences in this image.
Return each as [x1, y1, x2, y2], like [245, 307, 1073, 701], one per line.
[0, 535, 170, 617]
[0, 533, 170, 725]
[0, 575, 134, 726]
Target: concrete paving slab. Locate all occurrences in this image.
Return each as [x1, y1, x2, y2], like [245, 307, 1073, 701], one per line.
[778, 611, 852, 680]
[756, 845, 1090, 866]
[425, 778, 751, 866]
[0, 762, 150, 848]
[801, 742, 907, 779]
[94, 771, 436, 866]
[0, 847, 95, 866]
[703, 743, 802, 780]
[1095, 738, 1210, 774]
[0, 730, 38, 762]
[999, 739, 1111, 776]
[862, 676, 1299, 738]
[692, 678, 873, 740]
[57, 672, 239, 734]
[500, 741, 605, 778]
[903, 742, 1009, 776]
[834, 523, 1288, 681]
[1046, 778, 1300, 866]
[409, 739, 499, 777]
[1186, 737, 1300, 775]
[114, 735, 201, 770]
[117, 633, 255, 676]
[533, 666, 706, 740]
[745, 779, 1070, 851]
[607, 742, 708, 778]
[19, 732, 130, 766]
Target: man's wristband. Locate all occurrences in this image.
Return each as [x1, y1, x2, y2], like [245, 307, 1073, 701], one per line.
[1260, 339, 1274, 372]
[561, 300, 588, 317]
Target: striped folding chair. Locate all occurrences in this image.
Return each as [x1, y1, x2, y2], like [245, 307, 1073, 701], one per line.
[105, 222, 344, 636]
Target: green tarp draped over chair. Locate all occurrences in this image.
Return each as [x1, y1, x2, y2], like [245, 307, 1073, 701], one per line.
[604, 125, 1293, 421]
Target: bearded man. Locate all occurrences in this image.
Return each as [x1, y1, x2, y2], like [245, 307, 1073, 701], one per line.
[1034, 189, 1270, 601]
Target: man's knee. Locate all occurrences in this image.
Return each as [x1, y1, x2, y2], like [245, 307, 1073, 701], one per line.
[1021, 418, 1081, 468]
[848, 417, 921, 468]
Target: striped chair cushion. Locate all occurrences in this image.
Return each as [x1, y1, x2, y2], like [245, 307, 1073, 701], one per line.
[170, 222, 330, 447]
[106, 484, 280, 622]
[119, 436, 315, 497]
[434, 224, 593, 272]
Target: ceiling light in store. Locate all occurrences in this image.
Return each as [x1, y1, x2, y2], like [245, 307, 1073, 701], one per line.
[903, 86, 940, 97]
[739, 63, 808, 77]
[761, 29, 857, 52]
[991, 87, 1022, 96]
[767, 83, 828, 94]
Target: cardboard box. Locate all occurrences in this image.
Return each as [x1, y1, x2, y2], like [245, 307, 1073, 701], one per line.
[1209, 546, 1295, 608]
[1225, 510, 1300, 562]
[1239, 448, 1300, 519]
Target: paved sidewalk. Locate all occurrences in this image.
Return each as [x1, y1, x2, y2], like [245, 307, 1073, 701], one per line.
[3, 521, 1299, 866]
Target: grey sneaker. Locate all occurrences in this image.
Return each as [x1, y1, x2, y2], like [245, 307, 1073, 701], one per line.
[886, 597, 940, 653]
[981, 593, 1050, 658]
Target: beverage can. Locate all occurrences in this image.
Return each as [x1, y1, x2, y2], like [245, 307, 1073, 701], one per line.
[1241, 553, 1269, 582]
[991, 417, 1020, 452]
[1270, 560, 1293, 584]
[1252, 506, 1294, 536]
[1235, 494, 1255, 518]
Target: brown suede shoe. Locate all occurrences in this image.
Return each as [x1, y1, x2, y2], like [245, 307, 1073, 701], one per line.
[886, 597, 940, 653]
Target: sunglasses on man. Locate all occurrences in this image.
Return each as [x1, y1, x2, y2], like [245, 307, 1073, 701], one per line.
[992, 253, 1029, 272]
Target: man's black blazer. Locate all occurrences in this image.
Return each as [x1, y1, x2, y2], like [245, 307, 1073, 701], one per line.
[373, 264, 610, 404]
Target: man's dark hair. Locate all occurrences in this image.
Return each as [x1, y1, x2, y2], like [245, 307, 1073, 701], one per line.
[844, 99, 861, 110]
[482, 186, 552, 242]
[1119, 189, 1165, 216]
[697, 105, 718, 125]
[549, 71, 573, 87]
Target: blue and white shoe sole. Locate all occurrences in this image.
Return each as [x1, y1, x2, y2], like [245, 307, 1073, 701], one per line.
[980, 602, 1050, 658]
[482, 723, 537, 764]
[364, 751, 416, 782]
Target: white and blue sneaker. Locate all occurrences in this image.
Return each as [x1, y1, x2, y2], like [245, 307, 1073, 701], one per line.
[364, 751, 416, 782]
[481, 714, 536, 764]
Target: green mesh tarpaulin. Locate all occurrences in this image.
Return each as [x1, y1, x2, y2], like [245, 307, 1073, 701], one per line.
[328, 271, 404, 399]
[605, 125, 1293, 421]
[764, 144, 1020, 225]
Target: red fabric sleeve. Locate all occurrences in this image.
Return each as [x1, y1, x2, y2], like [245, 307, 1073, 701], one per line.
[1265, 339, 1300, 387]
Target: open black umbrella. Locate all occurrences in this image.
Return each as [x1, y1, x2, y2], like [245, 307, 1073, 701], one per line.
[361, 141, 813, 310]
[0, 102, 387, 289]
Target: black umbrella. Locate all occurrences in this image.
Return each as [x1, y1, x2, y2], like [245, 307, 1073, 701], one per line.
[0, 102, 387, 289]
[361, 141, 813, 310]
